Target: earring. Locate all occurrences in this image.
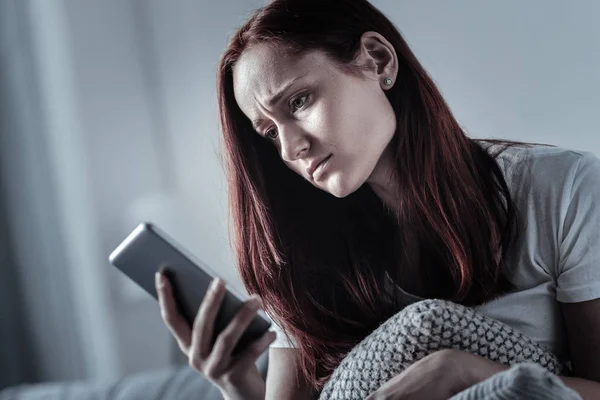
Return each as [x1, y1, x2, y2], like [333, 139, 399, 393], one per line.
[384, 78, 393, 86]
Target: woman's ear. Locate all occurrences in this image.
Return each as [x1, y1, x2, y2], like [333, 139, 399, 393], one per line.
[357, 31, 399, 89]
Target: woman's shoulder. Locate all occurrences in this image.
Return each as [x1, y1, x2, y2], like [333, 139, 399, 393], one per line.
[478, 139, 595, 190]
[501, 142, 588, 164]
[509, 143, 596, 190]
[477, 139, 588, 165]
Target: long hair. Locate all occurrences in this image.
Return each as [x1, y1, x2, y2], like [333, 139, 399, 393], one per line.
[217, 0, 538, 390]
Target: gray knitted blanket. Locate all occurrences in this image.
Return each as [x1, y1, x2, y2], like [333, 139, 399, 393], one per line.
[319, 299, 579, 400]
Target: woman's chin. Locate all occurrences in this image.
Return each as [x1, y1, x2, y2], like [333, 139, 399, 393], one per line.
[321, 175, 362, 198]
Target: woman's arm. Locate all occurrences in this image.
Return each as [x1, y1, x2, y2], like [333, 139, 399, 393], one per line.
[458, 298, 600, 399]
[459, 354, 599, 400]
[560, 299, 600, 396]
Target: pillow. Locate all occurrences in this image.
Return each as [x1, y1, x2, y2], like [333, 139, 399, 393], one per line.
[318, 299, 566, 400]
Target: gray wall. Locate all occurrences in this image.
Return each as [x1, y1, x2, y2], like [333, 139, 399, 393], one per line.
[2, 0, 598, 384]
[380, 0, 600, 149]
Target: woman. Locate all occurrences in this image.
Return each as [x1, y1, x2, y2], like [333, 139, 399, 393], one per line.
[154, 0, 600, 398]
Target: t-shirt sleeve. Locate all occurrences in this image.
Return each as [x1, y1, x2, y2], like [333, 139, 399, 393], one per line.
[265, 311, 298, 348]
[556, 151, 600, 303]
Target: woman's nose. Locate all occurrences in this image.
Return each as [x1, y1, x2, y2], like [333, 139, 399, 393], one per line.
[279, 126, 310, 162]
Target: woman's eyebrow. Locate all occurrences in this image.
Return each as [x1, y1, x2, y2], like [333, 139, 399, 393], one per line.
[251, 75, 308, 130]
[266, 75, 305, 107]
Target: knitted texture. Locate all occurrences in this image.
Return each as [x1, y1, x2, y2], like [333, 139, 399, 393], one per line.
[450, 362, 581, 400]
[319, 299, 566, 400]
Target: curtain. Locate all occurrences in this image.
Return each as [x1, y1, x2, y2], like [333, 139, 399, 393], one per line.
[0, 0, 86, 388]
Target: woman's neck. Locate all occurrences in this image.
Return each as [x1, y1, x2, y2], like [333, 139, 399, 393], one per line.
[367, 143, 400, 217]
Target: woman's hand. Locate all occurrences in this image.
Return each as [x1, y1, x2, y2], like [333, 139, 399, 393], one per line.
[155, 271, 276, 400]
[365, 349, 481, 400]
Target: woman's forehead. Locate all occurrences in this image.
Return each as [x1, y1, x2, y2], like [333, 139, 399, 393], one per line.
[233, 45, 332, 112]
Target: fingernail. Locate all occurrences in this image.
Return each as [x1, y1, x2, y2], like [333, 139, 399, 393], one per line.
[155, 272, 164, 288]
[210, 278, 222, 290]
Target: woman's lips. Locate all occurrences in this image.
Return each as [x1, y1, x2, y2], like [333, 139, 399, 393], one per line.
[313, 155, 332, 181]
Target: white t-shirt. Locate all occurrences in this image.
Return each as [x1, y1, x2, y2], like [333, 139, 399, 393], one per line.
[268, 142, 600, 362]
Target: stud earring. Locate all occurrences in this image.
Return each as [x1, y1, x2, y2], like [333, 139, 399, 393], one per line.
[384, 78, 393, 86]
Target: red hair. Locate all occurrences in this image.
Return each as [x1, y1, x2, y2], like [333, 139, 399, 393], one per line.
[216, 0, 537, 391]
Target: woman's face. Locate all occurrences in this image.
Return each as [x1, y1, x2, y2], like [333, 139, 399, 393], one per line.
[233, 34, 398, 198]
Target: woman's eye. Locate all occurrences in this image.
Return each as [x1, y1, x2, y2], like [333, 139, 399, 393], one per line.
[290, 94, 309, 113]
[261, 94, 310, 140]
[265, 128, 278, 140]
